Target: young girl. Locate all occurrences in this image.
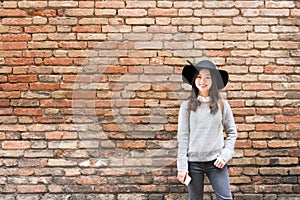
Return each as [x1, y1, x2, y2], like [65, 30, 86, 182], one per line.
[177, 60, 237, 200]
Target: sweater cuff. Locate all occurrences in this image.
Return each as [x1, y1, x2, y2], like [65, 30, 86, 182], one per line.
[219, 148, 233, 163]
[177, 157, 188, 171]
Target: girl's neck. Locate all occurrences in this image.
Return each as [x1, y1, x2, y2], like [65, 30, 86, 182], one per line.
[197, 95, 211, 103]
[198, 92, 210, 97]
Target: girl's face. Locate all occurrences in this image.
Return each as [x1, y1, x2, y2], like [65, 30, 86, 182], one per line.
[195, 69, 212, 96]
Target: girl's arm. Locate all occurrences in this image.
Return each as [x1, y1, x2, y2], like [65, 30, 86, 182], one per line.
[219, 99, 238, 163]
[177, 100, 190, 171]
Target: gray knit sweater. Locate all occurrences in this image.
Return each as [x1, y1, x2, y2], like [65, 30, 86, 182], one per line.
[177, 98, 237, 171]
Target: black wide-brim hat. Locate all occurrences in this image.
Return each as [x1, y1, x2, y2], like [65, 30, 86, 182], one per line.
[182, 60, 229, 90]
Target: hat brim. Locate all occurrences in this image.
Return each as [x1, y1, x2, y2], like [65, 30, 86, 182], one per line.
[182, 61, 229, 90]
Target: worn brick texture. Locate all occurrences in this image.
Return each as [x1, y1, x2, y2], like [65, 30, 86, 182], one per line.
[0, 0, 299, 199]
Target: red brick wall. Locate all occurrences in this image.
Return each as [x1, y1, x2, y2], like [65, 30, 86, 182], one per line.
[0, 0, 299, 199]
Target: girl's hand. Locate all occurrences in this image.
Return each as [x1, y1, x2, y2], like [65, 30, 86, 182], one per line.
[177, 170, 188, 184]
[214, 157, 226, 169]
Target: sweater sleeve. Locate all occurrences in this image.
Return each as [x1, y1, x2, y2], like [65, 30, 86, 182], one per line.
[218, 99, 238, 163]
[177, 100, 190, 171]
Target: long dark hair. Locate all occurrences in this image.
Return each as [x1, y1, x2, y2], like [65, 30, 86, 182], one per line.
[188, 69, 221, 114]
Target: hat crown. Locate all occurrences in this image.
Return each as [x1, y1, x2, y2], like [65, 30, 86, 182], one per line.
[195, 60, 217, 70]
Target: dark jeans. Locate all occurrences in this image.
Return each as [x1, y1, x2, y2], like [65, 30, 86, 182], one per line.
[188, 161, 232, 200]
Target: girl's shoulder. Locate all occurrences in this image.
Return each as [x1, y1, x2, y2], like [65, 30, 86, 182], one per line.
[219, 98, 233, 115]
[219, 98, 229, 104]
[220, 98, 230, 107]
[180, 100, 189, 109]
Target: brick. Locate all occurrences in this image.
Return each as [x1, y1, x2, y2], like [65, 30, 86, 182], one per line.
[23, 50, 52, 58]
[77, 33, 106, 40]
[28, 41, 58, 49]
[275, 116, 300, 123]
[116, 141, 147, 149]
[202, 18, 232, 25]
[259, 74, 289, 82]
[178, 9, 193, 16]
[134, 42, 163, 50]
[0, 42, 27, 50]
[242, 83, 272, 91]
[2, 141, 31, 149]
[286, 123, 300, 131]
[291, 9, 300, 17]
[271, 26, 299, 33]
[204, 1, 234, 8]
[25, 25, 56, 33]
[248, 18, 278, 25]
[95, 1, 124, 8]
[24, 150, 53, 158]
[49, 141, 77, 149]
[261, 9, 290, 17]
[268, 140, 298, 148]
[65, 9, 94, 16]
[270, 41, 299, 49]
[0, 99, 10, 107]
[252, 141, 267, 149]
[118, 9, 147, 17]
[126, 1, 156, 8]
[172, 18, 201, 25]
[205, 50, 231, 57]
[126, 18, 155, 25]
[148, 8, 178, 16]
[57, 41, 87, 49]
[214, 9, 239, 16]
[49, 17, 78, 25]
[18, 1, 46, 8]
[218, 33, 247, 40]
[195, 41, 223, 49]
[242, 9, 259, 16]
[44, 58, 73, 65]
[2, 34, 32, 41]
[76, 177, 107, 185]
[246, 116, 274, 123]
[48, 1, 78, 7]
[30, 83, 60, 91]
[235, 1, 264, 8]
[14, 108, 42, 116]
[164, 41, 193, 49]
[17, 185, 47, 193]
[148, 26, 177, 33]
[8, 75, 37, 83]
[40, 100, 72, 107]
[265, 1, 295, 8]
[0, 108, 12, 116]
[193, 9, 213, 17]
[264, 65, 295, 74]
[28, 9, 57, 17]
[72, 25, 101, 33]
[3, 1, 17, 8]
[5, 58, 34, 66]
[95, 9, 116, 16]
[0, 83, 28, 91]
[79, 18, 108, 25]
[47, 33, 76, 41]
[0, 9, 26, 16]
[47, 159, 77, 167]
[0, 91, 20, 99]
[248, 33, 278, 40]
[256, 124, 285, 131]
[277, 58, 300, 65]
